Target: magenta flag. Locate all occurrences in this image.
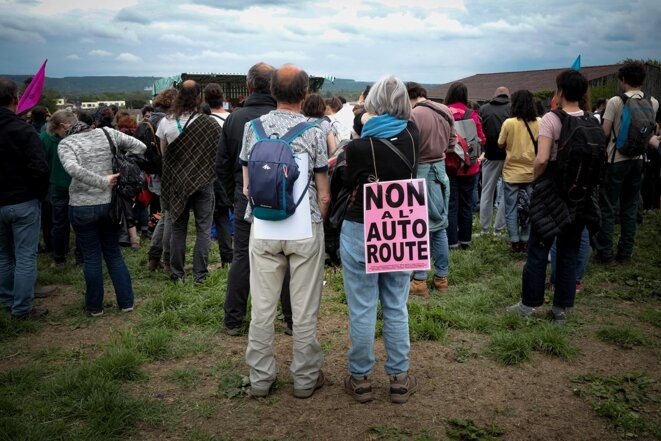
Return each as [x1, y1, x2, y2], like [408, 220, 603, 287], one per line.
[17, 59, 48, 115]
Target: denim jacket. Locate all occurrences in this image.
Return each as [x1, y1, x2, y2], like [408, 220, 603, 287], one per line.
[417, 161, 450, 232]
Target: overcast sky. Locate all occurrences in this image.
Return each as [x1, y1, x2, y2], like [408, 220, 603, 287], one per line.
[1, 0, 659, 83]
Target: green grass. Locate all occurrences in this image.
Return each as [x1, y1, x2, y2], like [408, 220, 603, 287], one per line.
[0, 210, 659, 440]
[573, 373, 661, 439]
[596, 327, 649, 349]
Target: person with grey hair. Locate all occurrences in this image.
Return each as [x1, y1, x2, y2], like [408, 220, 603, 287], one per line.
[0, 77, 50, 319]
[240, 64, 330, 400]
[340, 75, 420, 404]
[58, 120, 146, 317]
[40, 109, 80, 266]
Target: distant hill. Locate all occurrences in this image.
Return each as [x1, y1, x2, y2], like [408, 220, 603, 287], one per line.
[2, 74, 437, 97]
[3, 75, 159, 95]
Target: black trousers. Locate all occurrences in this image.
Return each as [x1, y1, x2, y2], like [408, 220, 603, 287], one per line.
[223, 195, 291, 329]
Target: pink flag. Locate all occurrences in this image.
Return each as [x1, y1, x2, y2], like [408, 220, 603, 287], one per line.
[17, 59, 48, 115]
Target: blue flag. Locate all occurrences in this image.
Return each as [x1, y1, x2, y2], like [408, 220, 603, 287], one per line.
[570, 55, 581, 71]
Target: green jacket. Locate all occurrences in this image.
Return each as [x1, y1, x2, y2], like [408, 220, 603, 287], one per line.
[40, 130, 70, 194]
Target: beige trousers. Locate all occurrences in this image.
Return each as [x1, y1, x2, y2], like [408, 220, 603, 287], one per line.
[246, 222, 325, 390]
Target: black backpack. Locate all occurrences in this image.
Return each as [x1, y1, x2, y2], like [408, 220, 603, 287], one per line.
[551, 110, 606, 203]
[102, 128, 146, 199]
[134, 120, 162, 175]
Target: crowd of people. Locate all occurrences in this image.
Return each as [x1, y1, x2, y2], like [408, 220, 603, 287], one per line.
[0, 60, 659, 404]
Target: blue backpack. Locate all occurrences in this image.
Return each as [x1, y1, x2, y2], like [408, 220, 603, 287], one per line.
[248, 119, 314, 221]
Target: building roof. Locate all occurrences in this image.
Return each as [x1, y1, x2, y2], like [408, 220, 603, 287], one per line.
[428, 64, 623, 102]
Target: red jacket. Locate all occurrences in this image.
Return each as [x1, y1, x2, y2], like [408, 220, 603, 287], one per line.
[446, 103, 485, 177]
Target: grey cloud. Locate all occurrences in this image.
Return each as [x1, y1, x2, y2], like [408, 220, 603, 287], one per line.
[115, 8, 151, 25]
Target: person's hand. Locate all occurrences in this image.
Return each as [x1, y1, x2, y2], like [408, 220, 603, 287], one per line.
[478, 152, 486, 163]
[649, 135, 661, 149]
[106, 173, 120, 187]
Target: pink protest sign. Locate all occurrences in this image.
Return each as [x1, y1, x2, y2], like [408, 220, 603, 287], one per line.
[363, 178, 430, 274]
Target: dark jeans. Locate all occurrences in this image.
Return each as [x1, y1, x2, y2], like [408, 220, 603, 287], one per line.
[40, 199, 52, 252]
[213, 204, 233, 264]
[522, 221, 584, 309]
[448, 174, 477, 247]
[50, 189, 82, 264]
[594, 159, 644, 260]
[170, 184, 214, 282]
[224, 195, 291, 329]
[70, 204, 134, 313]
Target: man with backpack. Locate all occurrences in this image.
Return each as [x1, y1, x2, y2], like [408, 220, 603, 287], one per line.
[507, 70, 605, 325]
[594, 61, 658, 264]
[239, 64, 330, 399]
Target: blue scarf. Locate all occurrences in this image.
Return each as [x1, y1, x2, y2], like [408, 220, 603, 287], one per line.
[361, 114, 407, 138]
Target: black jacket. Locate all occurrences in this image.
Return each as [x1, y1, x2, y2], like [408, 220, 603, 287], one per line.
[0, 107, 49, 205]
[343, 121, 420, 223]
[529, 171, 601, 242]
[215, 93, 276, 214]
[479, 95, 510, 160]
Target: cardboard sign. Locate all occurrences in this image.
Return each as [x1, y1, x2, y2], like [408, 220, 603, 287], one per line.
[363, 179, 430, 274]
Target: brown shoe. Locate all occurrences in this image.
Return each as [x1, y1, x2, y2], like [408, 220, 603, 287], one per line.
[433, 276, 449, 293]
[390, 372, 418, 404]
[12, 307, 49, 320]
[409, 279, 429, 297]
[147, 259, 160, 272]
[344, 374, 374, 403]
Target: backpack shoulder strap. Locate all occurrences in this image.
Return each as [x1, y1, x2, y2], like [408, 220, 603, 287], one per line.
[102, 128, 117, 155]
[378, 138, 414, 173]
[209, 113, 226, 123]
[414, 101, 454, 127]
[250, 118, 268, 141]
[619, 93, 629, 105]
[462, 108, 472, 120]
[281, 122, 315, 144]
[551, 108, 567, 124]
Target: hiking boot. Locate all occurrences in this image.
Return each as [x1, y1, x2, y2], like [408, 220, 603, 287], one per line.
[433, 276, 449, 293]
[389, 372, 418, 404]
[293, 371, 325, 399]
[147, 259, 161, 271]
[409, 279, 429, 297]
[505, 301, 535, 317]
[344, 374, 374, 403]
[12, 307, 49, 320]
[249, 379, 275, 399]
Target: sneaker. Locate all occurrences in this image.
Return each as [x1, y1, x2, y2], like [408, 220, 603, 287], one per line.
[12, 307, 49, 320]
[575, 282, 583, 293]
[409, 279, 429, 297]
[344, 374, 374, 403]
[121, 306, 134, 313]
[224, 326, 241, 336]
[550, 309, 567, 326]
[293, 370, 325, 399]
[433, 276, 449, 293]
[389, 372, 418, 404]
[89, 310, 104, 317]
[34, 285, 57, 298]
[505, 302, 535, 317]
